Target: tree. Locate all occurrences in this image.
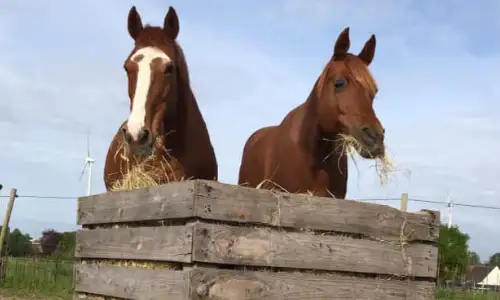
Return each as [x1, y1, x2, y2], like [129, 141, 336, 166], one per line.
[489, 253, 500, 266]
[54, 231, 76, 259]
[438, 225, 470, 282]
[7, 228, 32, 257]
[40, 229, 63, 255]
[468, 251, 480, 265]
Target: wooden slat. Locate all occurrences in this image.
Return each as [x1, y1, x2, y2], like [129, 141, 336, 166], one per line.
[193, 180, 440, 242]
[189, 267, 436, 300]
[76, 226, 193, 262]
[192, 222, 437, 278]
[78, 181, 196, 225]
[75, 264, 189, 300]
[77, 180, 439, 241]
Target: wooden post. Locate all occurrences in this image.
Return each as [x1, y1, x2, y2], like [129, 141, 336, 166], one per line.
[0, 188, 16, 279]
[0, 189, 17, 256]
[400, 193, 408, 212]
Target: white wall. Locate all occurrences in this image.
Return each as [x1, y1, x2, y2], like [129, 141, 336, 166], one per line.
[479, 266, 500, 286]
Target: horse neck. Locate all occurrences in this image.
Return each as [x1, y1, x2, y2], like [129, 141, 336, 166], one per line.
[161, 68, 202, 156]
[299, 79, 344, 165]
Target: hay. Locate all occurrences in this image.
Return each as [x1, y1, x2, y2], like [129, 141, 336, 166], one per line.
[82, 259, 173, 269]
[110, 137, 188, 192]
[250, 133, 406, 193]
[254, 179, 318, 197]
[333, 134, 404, 185]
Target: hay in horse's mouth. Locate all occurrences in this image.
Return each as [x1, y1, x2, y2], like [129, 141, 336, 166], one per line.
[110, 138, 187, 192]
[334, 134, 402, 185]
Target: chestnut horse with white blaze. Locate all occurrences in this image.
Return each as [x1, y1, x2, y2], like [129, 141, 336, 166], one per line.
[104, 6, 218, 191]
[238, 28, 385, 199]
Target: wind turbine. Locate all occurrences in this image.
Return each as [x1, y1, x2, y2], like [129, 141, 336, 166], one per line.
[79, 132, 95, 196]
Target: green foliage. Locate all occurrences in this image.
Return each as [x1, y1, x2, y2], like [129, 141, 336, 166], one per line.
[468, 251, 481, 265]
[438, 224, 470, 282]
[40, 229, 63, 255]
[437, 288, 500, 299]
[0, 257, 73, 299]
[0, 227, 75, 299]
[6, 228, 32, 257]
[488, 253, 500, 266]
[53, 231, 76, 259]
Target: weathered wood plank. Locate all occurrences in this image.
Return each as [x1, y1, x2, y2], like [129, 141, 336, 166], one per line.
[192, 222, 437, 278]
[76, 226, 193, 262]
[78, 181, 196, 225]
[77, 179, 439, 242]
[190, 267, 436, 300]
[193, 180, 440, 242]
[75, 263, 189, 300]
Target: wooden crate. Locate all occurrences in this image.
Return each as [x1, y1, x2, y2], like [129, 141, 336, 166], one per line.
[74, 180, 440, 300]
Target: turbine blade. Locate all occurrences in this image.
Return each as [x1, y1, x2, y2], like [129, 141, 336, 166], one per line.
[79, 162, 88, 181]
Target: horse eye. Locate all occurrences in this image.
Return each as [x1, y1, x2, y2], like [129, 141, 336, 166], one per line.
[164, 64, 174, 76]
[334, 79, 346, 90]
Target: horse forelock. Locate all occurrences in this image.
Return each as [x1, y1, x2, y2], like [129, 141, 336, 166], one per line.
[315, 54, 378, 99]
[344, 55, 378, 97]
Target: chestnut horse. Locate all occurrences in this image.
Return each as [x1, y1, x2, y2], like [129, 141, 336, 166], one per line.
[238, 28, 385, 199]
[104, 6, 218, 191]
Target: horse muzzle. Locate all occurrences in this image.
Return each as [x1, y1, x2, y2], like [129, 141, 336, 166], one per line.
[356, 125, 385, 159]
[121, 126, 154, 157]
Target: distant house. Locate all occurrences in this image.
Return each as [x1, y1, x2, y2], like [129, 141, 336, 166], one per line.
[465, 264, 500, 290]
[31, 239, 42, 254]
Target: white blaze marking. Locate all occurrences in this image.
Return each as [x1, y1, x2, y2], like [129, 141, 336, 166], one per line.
[127, 46, 170, 141]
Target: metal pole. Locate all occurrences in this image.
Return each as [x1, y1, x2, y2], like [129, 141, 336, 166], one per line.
[447, 195, 453, 228]
[87, 162, 92, 196]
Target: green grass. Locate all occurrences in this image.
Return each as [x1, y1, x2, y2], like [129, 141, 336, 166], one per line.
[437, 288, 500, 300]
[1, 259, 500, 300]
[0, 257, 74, 299]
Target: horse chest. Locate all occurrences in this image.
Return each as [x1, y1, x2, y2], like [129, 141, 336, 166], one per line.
[312, 138, 348, 194]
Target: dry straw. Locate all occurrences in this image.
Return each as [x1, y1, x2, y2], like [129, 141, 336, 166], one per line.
[110, 137, 187, 192]
[333, 133, 407, 185]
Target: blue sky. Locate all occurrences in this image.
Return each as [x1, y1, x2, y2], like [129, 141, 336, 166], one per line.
[1, 0, 500, 260]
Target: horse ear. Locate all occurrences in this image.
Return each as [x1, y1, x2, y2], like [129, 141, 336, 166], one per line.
[127, 6, 143, 40]
[164, 6, 180, 40]
[333, 27, 350, 58]
[358, 34, 376, 65]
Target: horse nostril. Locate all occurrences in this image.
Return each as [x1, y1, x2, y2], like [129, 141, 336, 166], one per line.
[122, 127, 133, 144]
[360, 126, 378, 145]
[138, 129, 150, 145]
[360, 126, 373, 138]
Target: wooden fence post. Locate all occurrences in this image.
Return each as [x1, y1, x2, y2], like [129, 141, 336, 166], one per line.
[400, 192, 408, 212]
[0, 188, 17, 279]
